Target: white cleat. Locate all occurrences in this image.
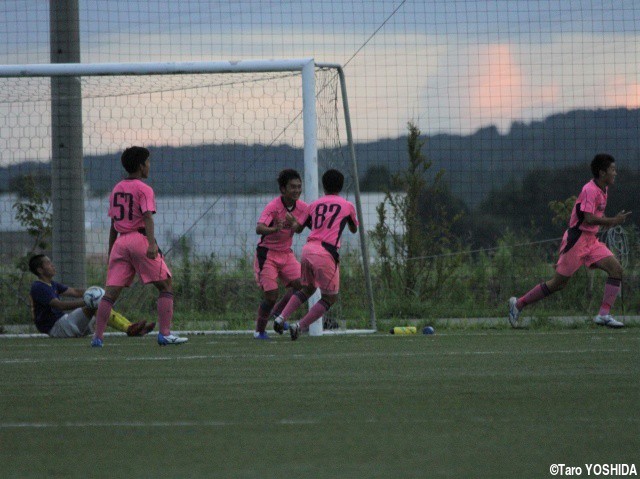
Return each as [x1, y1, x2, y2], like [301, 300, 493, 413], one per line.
[289, 322, 300, 341]
[508, 297, 521, 328]
[158, 333, 189, 345]
[594, 314, 624, 328]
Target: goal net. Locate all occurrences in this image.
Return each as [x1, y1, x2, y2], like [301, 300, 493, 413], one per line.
[0, 59, 375, 333]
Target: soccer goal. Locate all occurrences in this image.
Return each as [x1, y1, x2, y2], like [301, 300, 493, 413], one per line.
[0, 58, 375, 334]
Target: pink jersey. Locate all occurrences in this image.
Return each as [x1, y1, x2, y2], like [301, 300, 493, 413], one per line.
[257, 197, 309, 252]
[108, 179, 156, 234]
[304, 194, 358, 249]
[568, 179, 607, 235]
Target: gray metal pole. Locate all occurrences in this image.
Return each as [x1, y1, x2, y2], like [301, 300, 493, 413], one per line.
[336, 67, 377, 330]
[50, 0, 85, 287]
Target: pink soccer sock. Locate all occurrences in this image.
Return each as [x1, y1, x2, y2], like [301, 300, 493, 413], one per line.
[298, 299, 331, 330]
[279, 291, 308, 321]
[271, 289, 295, 318]
[93, 296, 114, 340]
[517, 282, 552, 310]
[599, 278, 621, 316]
[255, 301, 272, 333]
[157, 291, 174, 336]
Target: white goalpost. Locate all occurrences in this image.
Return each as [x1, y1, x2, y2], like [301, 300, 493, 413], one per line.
[0, 58, 376, 334]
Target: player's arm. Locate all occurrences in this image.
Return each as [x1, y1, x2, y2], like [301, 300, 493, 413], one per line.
[61, 287, 85, 299]
[256, 221, 283, 235]
[284, 212, 306, 233]
[347, 205, 358, 233]
[348, 217, 358, 234]
[143, 211, 158, 259]
[49, 297, 86, 311]
[108, 220, 118, 257]
[584, 210, 631, 227]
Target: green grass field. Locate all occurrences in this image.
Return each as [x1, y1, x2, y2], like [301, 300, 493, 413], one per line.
[1, 329, 638, 478]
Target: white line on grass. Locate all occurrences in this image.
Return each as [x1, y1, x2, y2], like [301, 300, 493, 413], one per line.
[0, 419, 321, 429]
[0, 348, 633, 365]
[1, 415, 636, 430]
[0, 421, 240, 429]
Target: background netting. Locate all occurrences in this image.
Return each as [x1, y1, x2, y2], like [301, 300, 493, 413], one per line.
[2, 0, 640, 327]
[0, 67, 369, 328]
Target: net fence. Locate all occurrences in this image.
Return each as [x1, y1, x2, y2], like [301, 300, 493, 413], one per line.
[1, 0, 640, 328]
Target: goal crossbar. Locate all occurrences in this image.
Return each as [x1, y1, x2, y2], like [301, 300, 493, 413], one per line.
[0, 58, 322, 78]
[0, 58, 338, 77]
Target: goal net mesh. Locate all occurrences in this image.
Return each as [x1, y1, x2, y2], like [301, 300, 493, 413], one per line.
[0, 67, 366, 330]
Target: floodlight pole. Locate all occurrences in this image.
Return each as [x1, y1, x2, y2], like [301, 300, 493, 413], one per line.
[50, 0, 86, 287]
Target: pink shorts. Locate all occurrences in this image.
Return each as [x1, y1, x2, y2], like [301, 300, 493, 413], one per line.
[254, 247, 301, 292]
[106, 232, 172, 287]
[300, 241, 340, 295]
[555, 230, 613, 277]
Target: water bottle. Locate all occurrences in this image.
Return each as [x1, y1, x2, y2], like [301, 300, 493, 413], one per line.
[389, 326, 417, 335]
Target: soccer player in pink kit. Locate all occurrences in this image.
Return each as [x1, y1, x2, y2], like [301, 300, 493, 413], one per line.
[508, 153, 631, 328]
[91, 146, 187, 347]
[253, 169, 309, 340]
[273, 169, 358, 340]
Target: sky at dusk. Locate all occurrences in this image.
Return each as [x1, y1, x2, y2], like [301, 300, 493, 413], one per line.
[0, 0, 638, 161]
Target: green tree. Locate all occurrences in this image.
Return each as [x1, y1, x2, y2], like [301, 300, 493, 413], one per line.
[370, 122, 464, 299]
[12, 174, 52, 271]
[360, 165, 394, 191]
[0, 174, 53, 328]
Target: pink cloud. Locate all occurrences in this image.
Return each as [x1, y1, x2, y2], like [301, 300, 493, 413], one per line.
[606, 76, 640, 108]
[469, 44, 523, 116]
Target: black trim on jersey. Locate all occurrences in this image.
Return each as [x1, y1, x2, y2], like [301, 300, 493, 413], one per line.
[561, 202, 584, 255]
[257, 217, 276, 246]
[321, 242, 340, 264]
[303, 216, 312, 230]
[280, 196, 297, 213]
[256, 246, 269, 271]
[336, 216, 352, 245]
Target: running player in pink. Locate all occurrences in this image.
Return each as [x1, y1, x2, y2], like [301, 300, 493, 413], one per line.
[253, 169, 309, 340]
[273, 169, 359, 340]
[508, 153, 631, 328]
[91, 146, 187, 347]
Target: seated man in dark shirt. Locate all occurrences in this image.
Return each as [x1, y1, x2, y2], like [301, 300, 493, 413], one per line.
[28, 254, 153, 338]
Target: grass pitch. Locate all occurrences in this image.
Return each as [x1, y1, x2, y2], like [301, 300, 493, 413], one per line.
[0, 328, 638, 478]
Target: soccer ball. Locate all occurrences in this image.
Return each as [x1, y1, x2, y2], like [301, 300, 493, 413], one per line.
[83, 286, 105, 309]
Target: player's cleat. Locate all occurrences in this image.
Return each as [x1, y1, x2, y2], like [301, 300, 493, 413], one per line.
[289, 322, 300, 341]
[273, 316, 286, 335]
[508, 297, 521, 328]
[594, 314, 624, 328]
[253, 331, 271, 340]
[157, 333, 188, 345]
[90, 337, 103, 348]
[126, 320, 148, 337]
[142, 321, 156, 335]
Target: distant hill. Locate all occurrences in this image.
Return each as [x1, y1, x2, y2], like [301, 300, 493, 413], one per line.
[2, 107, 639, 206]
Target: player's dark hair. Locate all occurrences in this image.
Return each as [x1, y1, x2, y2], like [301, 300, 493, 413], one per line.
[591, 153, 615, 179]
[121, 146, 150, 174]
[277, 169, 301, 190]
[28, 254, 47, 276]
[322, 169, 344, 194]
